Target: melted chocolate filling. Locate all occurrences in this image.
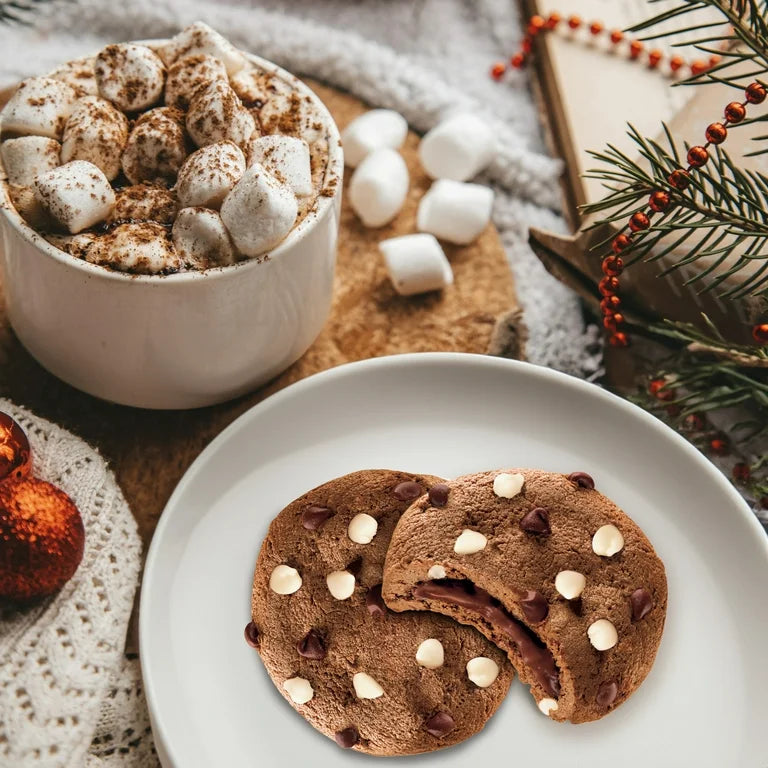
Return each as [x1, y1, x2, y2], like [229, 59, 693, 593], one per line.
[413, 579, 560, 697]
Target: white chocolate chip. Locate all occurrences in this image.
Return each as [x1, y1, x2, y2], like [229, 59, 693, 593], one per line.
[555, 570, 586, 600]
[588, 619, 618, 651]
[538, 698, 558, 716]
[326, 570, 356, 600]
[415, 639, 444, 669]
[427, 564, 447, 580]
[466, 657, 500, 688]
[592, 524, 625, 557]
[453, 529, 487, 555]
[493, 472, 525, 499]
[347, 513, 378, 545]
[283, 677, 314, 704]
[353, 672, 384, 699]
[269, 564, 302, 595]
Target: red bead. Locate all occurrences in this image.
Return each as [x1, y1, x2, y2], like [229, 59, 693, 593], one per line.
[0, 412, 32, 483]
[546, 12, 561, 29]
[732, 462, 751, 482]
[710, 437, 729, 455]
[510, 53, 526, 69]
[648, 49, 663, 69]
[609, 332, 629, 347]
[649, 190, 670, 212]
[568, 15, 581, 29]
[629, 211, 650, 231]
[705, 122, 727, 144]
[690, 59, 708, 76]
[752, 323, 768, 344]
[521, 37, 533, 54]
[709, 55, 722, 67]
[745, 82, 766, 104]
[612, 234, 631, 253]
[598, 276, 620, 296]
[528, 15, 545, 36]
[491, 62, 507, 80]
[649, 378, 675, 401]
[589, 21, 603, 35]
[684, 413, 705, 431]
[668, 168, 691, 189]
[669, 55, 684, 72]
[629, 40, 643, 59]
[687, 145, 709, 167]
[603, 313, 624, 332]
[610, 29, 623, 44]
[600, 295, 621, 313]
[724, 102, 746, 124]
[602, 256, 623, 277]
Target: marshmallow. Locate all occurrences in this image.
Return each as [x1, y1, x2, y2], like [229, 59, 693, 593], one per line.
[269, 564, 302, 595]
[282, 677, 314, 705]
[379, 233, 452, 296]
[349, 148, 408, 227]
[453, 529, 487, 555]
[538, 698, 558, 716]
[109, 184, 177, 225]
[415, 639, 444, 669]
[186, 80, 256, 148]
[46, 232, 100, 262]
[326, 569, 356, 600]
[1, 136, 60, 186]
[7, 184, 57, 230]
[427, 564, 446, 580]
[417, 179, 494, 245]
[172, 207, 237, 269]
[50, 59, 99, 97]
[419, 113, 496, 181]
[122, 107, 188, 185]
[165, 53, 228, 109]
[176, 140, 245, 209]
[96, 222, 181, 274]
[592, 524, 624, 557]
[220, 163, 298, 257]
[341, 109, 408, 168]
[94, 43, 166, 112]
[0, 77, 77, 140]
[466, 657, 500, 688]
[347, 513, 378, 544]
[156, 22, 247, 76]
[555, 570, 586, 600]
[493, 472, 525, 499]
[587, 619, 619, 651]
[230, 66, 273, 106]
[352, 672, 384, 699]
[34, 160, 115, 234]
[246, 135, 312, 197]
[61, 96, 129, 180]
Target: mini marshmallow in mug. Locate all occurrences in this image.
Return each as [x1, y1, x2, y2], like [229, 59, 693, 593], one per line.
[341, 109, 408, 168]
[349, 148, 408, 228]
[0, 136, 60, 187]
[379, 233, 453, 296]
[417, 179, 494, 245]
[122, 107, 188, 185]
[419, 112, 496, 181]
[94, 44, 166, 113]
[98, 222, 181, 275]
[0, 77, 77, 140]
[247, 135, 312, 197]
[186, 80, 256, 148]
[157, 21, 247, 76]
[165, 53, 229, 109]
[172, 207, 237, 269]
[176, 141, 246, 209]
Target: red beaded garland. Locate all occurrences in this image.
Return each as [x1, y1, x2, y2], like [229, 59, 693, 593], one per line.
[649, 190, 670, 212]
[690, 59, 708, 76]
[669, 55, 684, 72]
[752, 323, 768, 344]
[602, 256, 623, 277]
[649, 378, 675, 401]
[687, 145, 709, 167]
[546, 12, 561, 29]
[598, 276, 620, 296]
[610, 29, 623, 44]
[629, 40, 644, 59]
[732, 463, 751, 482]
[648, 49, 663, 69]
[612, 233, 631, 253]
[724, 102, 746, 123]
[668, 169, 691, 189]
[745, 82, 766, 104]
[609, 332, 629, 347]
[600, 295, 621, 313]
[705, 122, 727, 144]
[491, 62, 507, 80]
[510, 53, 525, 69]
[629, 211, 651, 231]
[589, 21, 603, 35]
[567, 15, 581, 29]
[710, 437, 729, 455]
[684, 413, 705, 431]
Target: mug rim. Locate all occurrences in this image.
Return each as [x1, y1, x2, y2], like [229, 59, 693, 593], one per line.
[0, 45, 343, 285]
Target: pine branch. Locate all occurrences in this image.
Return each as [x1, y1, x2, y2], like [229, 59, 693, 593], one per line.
[0, 0, 59, 25]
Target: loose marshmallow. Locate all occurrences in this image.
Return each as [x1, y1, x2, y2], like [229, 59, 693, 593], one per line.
[493, 472, 525, 499]
[283, 677, 314, 705]
[415, 639, 444, 669]
[186, 80, 256, 148]
[34, 160, 115, 234]
[269, 564, 302, 595]
[122, 107, 188, 185]
[341, 109, 408, 168]
[50, 58, 99, 97]
[246, 135, 312, 197]
[453, 529, 487, 555]
[427, 565, 447, 580]
[347, 513, 378, 545]
[1, 136, 60, 186]
[587, 619, 618, 651]
[7, 184, 57, 230]
[419, 113, 496, 181]
[353, 672, 384, 699]
[379, 234, 453, 296]
[466, 657, 500, 688]
[165, 53, 228, 109]
[173, 207, 237, 269]
[61, 97, 129, 180]
[176, 141, 245, 209]
[555, 570, 586, 600]
[109, 184, 177, 225]
[417, 179, 494, 245]
[349, 148, 408, 227]
[0, 77, 77, 139]
[538, 698, 559, 716]
[220, 163, 298, 257]
[94, 44, 165, 112]
[157, 22, 247, 76]
[96, 222, 181, 274]
[592, 524, 624, 557]
[326, 569, 356, 600]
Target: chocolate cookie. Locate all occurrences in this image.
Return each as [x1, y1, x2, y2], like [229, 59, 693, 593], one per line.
[382, 469, 667, 724]
[249, 470, 514, 755]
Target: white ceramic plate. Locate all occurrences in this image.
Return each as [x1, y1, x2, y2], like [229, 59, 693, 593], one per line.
[140, 353, 768, 768]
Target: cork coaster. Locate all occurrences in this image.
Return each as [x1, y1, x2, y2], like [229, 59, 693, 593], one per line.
[0, 80, 521, 546]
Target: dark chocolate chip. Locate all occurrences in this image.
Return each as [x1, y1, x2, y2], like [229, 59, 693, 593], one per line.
[630, 588, 653, 621]
[568, 472, 595, 490]
[301, 504, 333, 530]
[393, 481, 423, 501]
[243, 621, 259, 648]
[296, 628, 326, 659]
[519, 507, 551, 535]
[424, 711, 455, 738]
[428, 483, 450, 507]
[520, 590, 549, 623]
[347, 556, 363, 577]
[365, 584, 387, 616]
[596, 680, 619, 707]
[334, 727, 359, 749]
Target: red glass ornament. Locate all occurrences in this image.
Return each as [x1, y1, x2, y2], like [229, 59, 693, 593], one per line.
[567, 15, 581, 29]
[491, 62, 507, 80]
[609, 332, 630, 347]
[724, 102, 746, 124]
[669, 55, 684, 72]
[690, 59, 708, 76]
[648, 49, 663, 69]
[629, 40, 643, 59]
[705, 122, 727, 144]
[668, 169, 691, 189]
[612, 233, 631, 253]
[629, 211, 651, 231]
[589, 21, 603, 35]
[546, 12, 561, 29]
[0, 413, 32, 483]
[745, 82, 766, 104]
[510, 53, 526, 69]
[684, 413, 705, 431]
[610, 29, 623, 44]
[602, 256, 624, 277]
[752, 323, 768, 344]
[600, 295, 621, 313]
[649, 190, 670, 212]
[710, 437, 729, 456]
[687, 145, 709, 167]
[598, 276, 620, 296]
[732, 463, 751, 482]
